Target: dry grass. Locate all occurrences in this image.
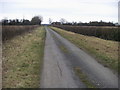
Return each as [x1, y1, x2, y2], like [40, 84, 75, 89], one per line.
[74, 67, 96, 88]
[76, 34, 118, 60]
[50, 26, 119, 72]
[2, 26, 46, 88]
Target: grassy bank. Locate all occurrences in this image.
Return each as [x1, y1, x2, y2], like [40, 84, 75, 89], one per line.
[2, 26, 46, 88]
[50, 26, 118, 72]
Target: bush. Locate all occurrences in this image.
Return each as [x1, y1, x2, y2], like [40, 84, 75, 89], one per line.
[2, 25, 38, 41]
[53, 25, 120, 41]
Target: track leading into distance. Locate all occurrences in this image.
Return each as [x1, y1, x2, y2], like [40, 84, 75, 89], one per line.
[40, 26, 118, 88]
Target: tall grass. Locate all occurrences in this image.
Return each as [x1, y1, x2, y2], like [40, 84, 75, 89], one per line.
[2, 25, 38, 41]
[53, 25, 120, 41]
[2, 27, 46, 88]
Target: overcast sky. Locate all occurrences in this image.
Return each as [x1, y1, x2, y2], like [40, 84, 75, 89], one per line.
[0, 0, 119, 24]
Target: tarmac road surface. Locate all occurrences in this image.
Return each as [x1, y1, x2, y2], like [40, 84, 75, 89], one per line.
[40, 26, 118, 88]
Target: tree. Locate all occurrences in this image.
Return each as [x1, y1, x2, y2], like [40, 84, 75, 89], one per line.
[23, 19, 31, 25]
[2, 19, 8, 25]
[60, 18, 66, 24]
[49, 18, 52, 24]
[31, 16, 43, 25]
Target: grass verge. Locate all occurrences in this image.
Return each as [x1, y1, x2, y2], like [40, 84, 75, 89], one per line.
[50, 26, 118, 72]
[74, 67, 96, 88]
[2, 26, 46, 88]
[59, 45, 69, 53]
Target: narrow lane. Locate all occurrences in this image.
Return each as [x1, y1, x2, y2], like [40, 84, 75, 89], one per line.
[40, 26, 118, 88]
[40, 26, 85, 88]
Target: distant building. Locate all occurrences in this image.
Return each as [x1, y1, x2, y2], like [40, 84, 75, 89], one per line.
[115, 23, 119, 26]
[52, 22, 61, 25]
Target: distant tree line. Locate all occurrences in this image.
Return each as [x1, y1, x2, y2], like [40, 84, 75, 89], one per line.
[50, 18, 117, 26]
[52, 21, 116, 26]
[1, 16, 43, 25]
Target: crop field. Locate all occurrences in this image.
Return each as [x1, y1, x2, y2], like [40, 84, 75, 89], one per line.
[2, 25, 39, 41]
[53, 25, 120, 41]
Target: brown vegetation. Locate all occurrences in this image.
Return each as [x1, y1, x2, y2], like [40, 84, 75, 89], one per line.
[2, 27, 46, 88]
[2, 25, 38, 41]
[53, 25, 119, 41]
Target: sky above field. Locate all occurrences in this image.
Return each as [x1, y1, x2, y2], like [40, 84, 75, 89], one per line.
[0, 0, 119, 24]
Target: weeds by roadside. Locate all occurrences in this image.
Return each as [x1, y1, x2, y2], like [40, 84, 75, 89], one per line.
[2, 26, 46, 88]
